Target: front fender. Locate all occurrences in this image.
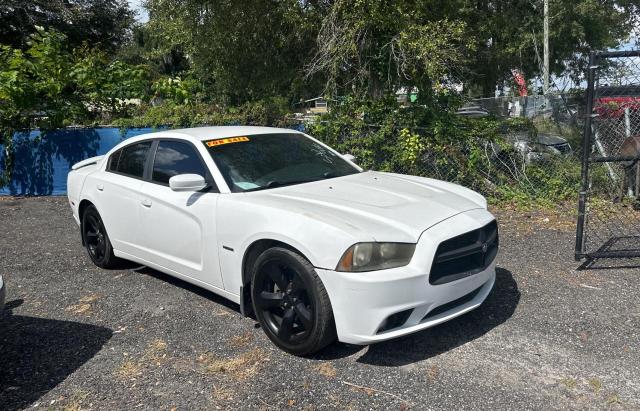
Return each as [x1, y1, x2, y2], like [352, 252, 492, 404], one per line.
[216, 195, 362, 296]
[239, 232, 323, 269]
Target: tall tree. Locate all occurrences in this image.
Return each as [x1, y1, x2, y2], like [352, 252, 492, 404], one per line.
[144, 0, 327, 104]
[306, 0, 472, 99]
[308, 0, 640, 97]
[0, 0, 135, 52]
[453, 0, 640, 96]
[0, 28, 148, 185]
[117, 23, 189, 77]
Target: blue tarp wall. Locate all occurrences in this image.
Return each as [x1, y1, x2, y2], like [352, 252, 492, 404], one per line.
[0, 128, 156, 195]
[0, 124, 306, 196]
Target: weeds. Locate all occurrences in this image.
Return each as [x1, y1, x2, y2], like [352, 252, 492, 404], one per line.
[198, 348, 268, 380]
[114, 338, 169, 380]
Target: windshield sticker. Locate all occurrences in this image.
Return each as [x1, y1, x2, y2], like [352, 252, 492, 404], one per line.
[235, 181, 260, 190]
[205, 136, 250, 147]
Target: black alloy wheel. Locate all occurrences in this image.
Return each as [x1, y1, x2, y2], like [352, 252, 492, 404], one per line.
[251, 247, 336, 355]
[82, 205, 118, 268]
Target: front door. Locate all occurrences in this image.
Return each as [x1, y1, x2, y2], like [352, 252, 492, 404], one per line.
[136, 139, 224, 289]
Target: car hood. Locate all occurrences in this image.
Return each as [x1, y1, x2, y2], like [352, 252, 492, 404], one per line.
[251, 171, 486, 242]
[537, 133, 568, 146]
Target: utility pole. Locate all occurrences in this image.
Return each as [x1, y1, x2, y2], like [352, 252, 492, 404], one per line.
[543, 0, 550, 95]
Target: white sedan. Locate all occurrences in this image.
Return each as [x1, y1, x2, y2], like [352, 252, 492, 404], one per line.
[67, 126, 498, 355]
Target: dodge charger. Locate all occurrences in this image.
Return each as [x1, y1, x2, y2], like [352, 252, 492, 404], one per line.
[67, 126, 498, 355]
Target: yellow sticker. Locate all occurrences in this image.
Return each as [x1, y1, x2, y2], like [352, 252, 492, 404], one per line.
[205, 136, 250, 147]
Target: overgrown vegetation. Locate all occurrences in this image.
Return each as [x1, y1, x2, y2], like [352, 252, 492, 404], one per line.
[2, 0, 639, 204]
[141, 0, 640, 99]
[112, 99, 295, 130]
[307, 98, 586, 206]
[0, 28, 147, 185]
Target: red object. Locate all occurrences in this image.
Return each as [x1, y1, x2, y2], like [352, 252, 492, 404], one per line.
[594, 97, 640, 118]
[512, 70, 528, 96]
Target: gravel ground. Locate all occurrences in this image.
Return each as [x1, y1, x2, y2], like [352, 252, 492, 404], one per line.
[0, 197, 638, 410]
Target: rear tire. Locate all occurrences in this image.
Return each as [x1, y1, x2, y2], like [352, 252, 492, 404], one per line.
[251, 247, 336, 355]
[82, 205, 119, 269]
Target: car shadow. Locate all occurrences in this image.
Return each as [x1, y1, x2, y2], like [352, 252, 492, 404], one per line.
[0, 304, 113, 411]
[133, 265, 519, 367]
[313, 267, 520, 365]
[134, 266, 243, 313]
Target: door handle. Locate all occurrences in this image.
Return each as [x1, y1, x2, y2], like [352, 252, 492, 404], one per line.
[141, 199, 152, 208]
[96, 184, 104, 191]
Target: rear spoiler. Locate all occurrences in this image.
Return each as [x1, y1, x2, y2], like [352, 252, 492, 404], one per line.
[71, 155, 104, 170]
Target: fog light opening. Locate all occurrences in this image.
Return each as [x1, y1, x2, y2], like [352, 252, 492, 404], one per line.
[377, 309, 413, 334]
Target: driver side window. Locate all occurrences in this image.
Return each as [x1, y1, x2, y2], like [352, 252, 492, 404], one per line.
[151, 140, 208, 185]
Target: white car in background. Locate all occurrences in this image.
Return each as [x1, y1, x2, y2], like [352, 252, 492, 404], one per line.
[67, 126, 498, 355]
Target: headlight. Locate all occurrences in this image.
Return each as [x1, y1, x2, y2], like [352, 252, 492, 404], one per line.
[336, 242, 416, 272]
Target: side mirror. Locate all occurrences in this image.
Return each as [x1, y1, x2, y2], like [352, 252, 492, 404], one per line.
[342, 153, 356, 163]
[169, 174, 207, 192]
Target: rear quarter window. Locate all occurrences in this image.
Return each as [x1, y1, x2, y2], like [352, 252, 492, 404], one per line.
[107, 149, 122, 172]
[115, 141, 152, 178]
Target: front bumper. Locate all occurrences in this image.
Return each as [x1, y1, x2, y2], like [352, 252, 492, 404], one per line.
[316, 208, 497, 345]
[0, 275, 5, 311]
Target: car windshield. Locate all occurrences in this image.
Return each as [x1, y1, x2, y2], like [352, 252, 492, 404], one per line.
[203, 133, 360, 192]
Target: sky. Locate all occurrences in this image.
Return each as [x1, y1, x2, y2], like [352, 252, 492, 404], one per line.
[128, 0, 149, 23]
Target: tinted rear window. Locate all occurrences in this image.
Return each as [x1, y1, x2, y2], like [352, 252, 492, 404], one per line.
[107, 150, 122, 172]
[116, 141, 152, 178]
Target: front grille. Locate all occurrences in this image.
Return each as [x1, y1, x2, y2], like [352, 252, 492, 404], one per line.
[429, 220, 498, 285]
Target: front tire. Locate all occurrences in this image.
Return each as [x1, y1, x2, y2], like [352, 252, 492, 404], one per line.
[82, 205, 119, 269]
[251, 247, 336, 355]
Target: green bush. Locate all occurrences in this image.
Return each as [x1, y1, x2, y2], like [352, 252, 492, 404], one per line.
[0, 28, 148, 186]
[307, 97, 583, 207]
[112, 98, 296, 130]
[150, 76, 203, 104]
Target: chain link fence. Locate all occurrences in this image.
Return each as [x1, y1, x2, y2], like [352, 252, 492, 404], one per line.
[310, 58, 640, 263]
[576, 50, 640, 260]
[352, 93, 587, 208]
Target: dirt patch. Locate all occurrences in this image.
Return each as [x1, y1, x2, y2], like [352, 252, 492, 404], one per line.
[64, 294, 101, 315]
[114, 338, 169, 380]
[228, 332, 253, 348]
[58, 391, 90, 411]
[313, 363, 337, 378]
[492, 203, 576, 234]
[198, 348, 268, 380]
[426, 364, 439, 383]
[115, 360, 143, 380]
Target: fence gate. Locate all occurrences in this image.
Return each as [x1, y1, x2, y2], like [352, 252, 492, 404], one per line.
[576, 50, 640, 260]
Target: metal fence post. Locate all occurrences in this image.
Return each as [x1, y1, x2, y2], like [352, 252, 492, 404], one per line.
[575, 52, 598, 260]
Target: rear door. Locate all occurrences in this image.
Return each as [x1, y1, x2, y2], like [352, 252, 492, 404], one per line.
[96, 140, 152, 255]
[137, 139, 224, 289]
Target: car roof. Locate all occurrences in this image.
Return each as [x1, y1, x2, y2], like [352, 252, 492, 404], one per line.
[105, 126, 306, 156]
[152, 126, 303, 141]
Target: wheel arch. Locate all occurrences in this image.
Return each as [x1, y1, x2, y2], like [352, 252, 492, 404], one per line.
[239, 238, 313, 316]
[241, 239, 310, 287]
[78, 199, 95, 245]
[241, 237, 338, 353]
